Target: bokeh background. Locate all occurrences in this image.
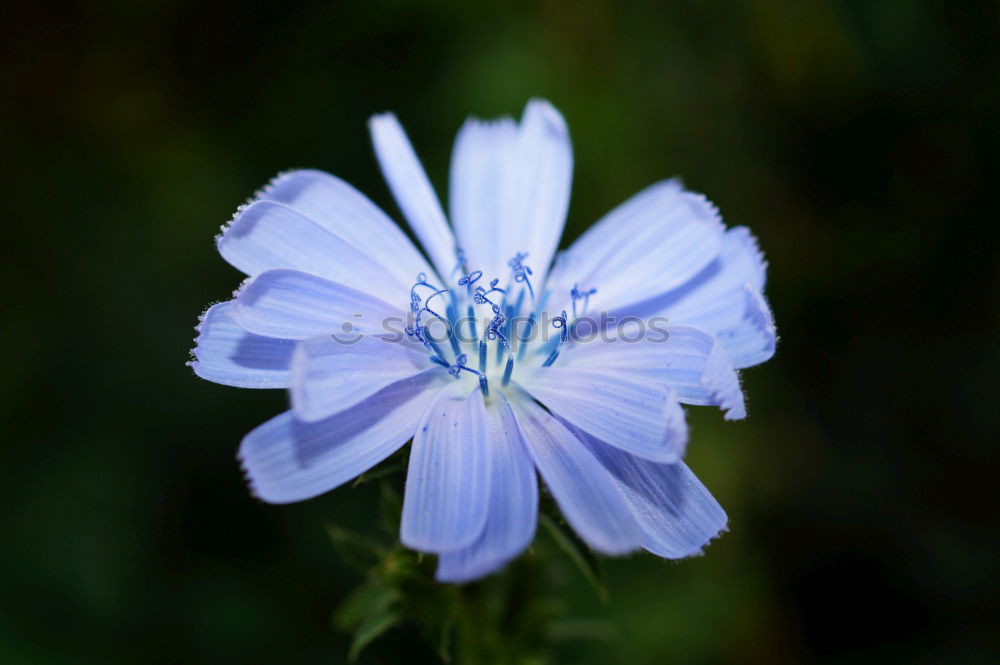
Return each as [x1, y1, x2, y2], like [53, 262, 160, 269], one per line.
[2, 0, 997, 663]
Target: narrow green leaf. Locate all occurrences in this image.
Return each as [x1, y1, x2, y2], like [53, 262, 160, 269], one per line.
[326, 525, 384, 571]
[334, 582, 398, 630]
[348, 610, 402, 662]
[538, 513, 609, 603]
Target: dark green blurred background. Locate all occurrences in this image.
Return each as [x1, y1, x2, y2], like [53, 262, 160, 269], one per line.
[2, 0, 997, 663]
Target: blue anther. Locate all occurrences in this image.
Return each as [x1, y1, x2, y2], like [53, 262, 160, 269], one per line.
[502, 355, 515, 387]
[467, 304, 478, 340]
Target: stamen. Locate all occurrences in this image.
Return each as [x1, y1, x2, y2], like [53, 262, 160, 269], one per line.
[405, 323, 449, 365]
[458, 270, 482, 288]
[452, 248, 468, 276]
[458, 271, 484, 340]
[485, 304, 511, 354]
[570, 283, 597, 319]
[448, 353, 478, 378]
[508, 252, 534, 301]
[407, 274, 455, 361]
[448, 353, 489, 397]
[423, 287, 450, 323]
[473, 279, 505, 305]
[542, 310, 568, 367]
[516, 311, 536, 361]
[502, 355, 515, 387]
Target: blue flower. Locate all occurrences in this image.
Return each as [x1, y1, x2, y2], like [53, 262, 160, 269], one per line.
[190, 100, 776, 582]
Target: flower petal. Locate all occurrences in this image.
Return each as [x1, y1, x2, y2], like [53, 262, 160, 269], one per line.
[646, 226, 767, 327]
[515, 367, 686, 462]
[512, 99, 573, 286]
[449, 116, 519, 281]
[573, 425, 728, 558]
[508, 391, 642, 554]
[546, 179, 724, 315]
[714, 285, 777, 369]
[617, 227, 776, 369]
[231, 269, 402, 340]
[189, 301, 295, 388]
[400, 383, 491, 552]
[559, 325, 746, 421]
[257, 169, 434, 287]
[218, 199, 406, 303]
[369, 113, 457, 281]
[239, 371, 441, 504]
[449, 100, 572, 287]
[436, 395, 538, 582]
[289, 334, 431, 422]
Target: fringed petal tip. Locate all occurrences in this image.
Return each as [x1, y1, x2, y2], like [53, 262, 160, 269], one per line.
[651, 520, 730, 561]
[704, 341, 747, 421]
[230, 275, 253, 300]
[719, 284, 777, 370]
[248, 168, 313, 204]
[664, 397, 690, 462]
[187, 300, 225, 376]
[745, 284, 777, 352]
[727, 226, 769, 288]
[682, 189, 726, 236]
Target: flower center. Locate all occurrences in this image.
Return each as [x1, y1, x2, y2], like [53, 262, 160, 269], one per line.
[404, 251, 597, 397]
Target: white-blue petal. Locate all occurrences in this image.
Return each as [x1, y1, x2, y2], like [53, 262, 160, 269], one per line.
[713, 285, 777, 369]
[559, 325, 746, 421]
[620, 226, 776, 369]
[289, 334, 431, 422]
[515, 367, 687, 462]
[449, 116, 519, 282]
[218, 199, 406, 303]
[513, 100, 573, 287]
[257, 169, 434, 287]
[190, 301, 295, 388]
[508, 391, 642, 554]
[573, 426, 728, 558]
[369, 113, 457, 281]
[546, 179, 724, 315]
[435, 395, 538, 582]
[652, 226, 767, 327]
[400, 383, 491, 552]
[239, 371, 441, 504]
[449, 100, 572, 287]
[231, 269, 401, 340]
